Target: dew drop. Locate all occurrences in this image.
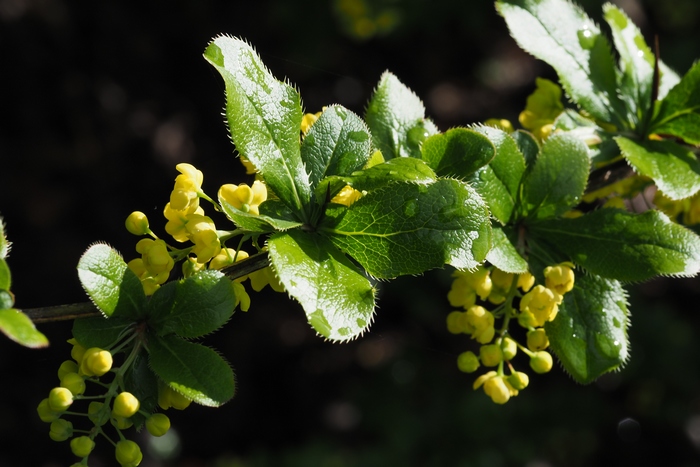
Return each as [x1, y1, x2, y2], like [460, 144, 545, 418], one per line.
[577, 25, 597, 49]
[334, 106, 347, 120]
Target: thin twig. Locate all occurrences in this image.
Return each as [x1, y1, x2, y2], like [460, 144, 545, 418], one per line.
[22, 252, 270, 324]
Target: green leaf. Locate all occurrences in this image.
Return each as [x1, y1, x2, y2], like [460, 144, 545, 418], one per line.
[0, 308, 48, 348]
[603, 4, 654, 125]
[219, 197, 302, 233]
[268, 230, 375, 342]
[77, 244, 147, 319]
[320, 179, 491, 278]
[204, 36, 312, 218]
[546, 274, 629, 384]
[521, 133, 590, 219]
[322, 157, 437, 196]
[148, 270, 236, 339]
[0, 258, 10, 291]
[496, 0, 627, 126]
[365, 71, 437, 159]
[149, 334, 235, 407]
[615, 136, 700, 200]
[72, 315, 133, 349]
[420, 128, 495, 178]
[651, 61, 700, 145]
[301, 105, 371, 190]
[470, 126, 526, 224]
[485, 225, 528, 274]
[529, 208, 700, 281]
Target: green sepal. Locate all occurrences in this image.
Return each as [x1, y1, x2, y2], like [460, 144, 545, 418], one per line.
[123, 351, 159, 429]
[147, 270, 236, 339]
[319, 157, 437, 200]
[469, 126, 526, 224]
[301, 105, 371, 191]
[365, 71, 437, 159]
[528, 208, 700, 281]
[204, 36, 312, 218]
[148, 334, 235, 407]
[615, 136, 700, 200]
[0, 290, 12, 310]
[546, 274, 629, 384]
[420, 128, 495, 178]
[650, 60, 700, 145]
[496, 0, 626, 127]
[267, 230, 375, 342]
[77, 244, 147, 319]
[0, 309, 48, 348]
[320, 179, 491, 278]
[485, 225, 528, 274]
[219, 197, 302, 233]
[521, 133, 590, 220]
[72, 315, 134, 349]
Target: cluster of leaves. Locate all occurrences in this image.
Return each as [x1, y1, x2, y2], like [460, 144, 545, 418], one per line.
[205, 37, 493, 342]
[0, 220, 48, 348]
[74, 244, 237, 413]
[497, 0, 700, 200]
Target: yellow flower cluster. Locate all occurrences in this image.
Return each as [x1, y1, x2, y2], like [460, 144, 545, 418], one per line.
[447, 263, 575, 404]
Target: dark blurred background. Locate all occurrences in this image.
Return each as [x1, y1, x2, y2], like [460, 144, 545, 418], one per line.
[2, 0, 700, 465]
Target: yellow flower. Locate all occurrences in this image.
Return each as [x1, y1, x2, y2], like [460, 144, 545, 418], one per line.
[484, 118, 514, 133]
[170, 163, 204, 211]
[483, 376, 511, 404]
[301, 111, 322, 134]
[465, 305, 495, 344]
[136, 238, 174, 276]
[164, 202, 204, 243]
[248, 266, 285, 292]
[185, 214, 221, 263]
[219, 180, 267, 215]
[519, 285, 562, 327]
[543, 262, 575, 295]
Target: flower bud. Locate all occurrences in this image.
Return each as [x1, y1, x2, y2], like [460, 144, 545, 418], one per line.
[145, 413, 171, 437]
[48, 387, 73, 412]
[113, 392, 140, 418]
[501, 337, 518, 361]
[507, 371, 530, 391]
[125, 211, 150, 236]
[158, 385, 192, 410]
[57, 360, 79, 381]
[68, 339, 86, 364]
[37, 398, 61, 423]
[83, 348, 113, 377]
[70, 436, 95, 457]
[456, 351, 480, 373]
[60, 372, 86, 396]
[527, 328, 550, 351]
[530, 350, 554, 374]
[115, 440, 143, 467]
[111, 416, 134, 430]
[473, 370, 498, 390]
[49, 418, 73, 442]
[479, 344, 503, 367]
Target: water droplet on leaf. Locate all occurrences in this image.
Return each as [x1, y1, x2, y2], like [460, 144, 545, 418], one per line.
[577, 25, 597, 49]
